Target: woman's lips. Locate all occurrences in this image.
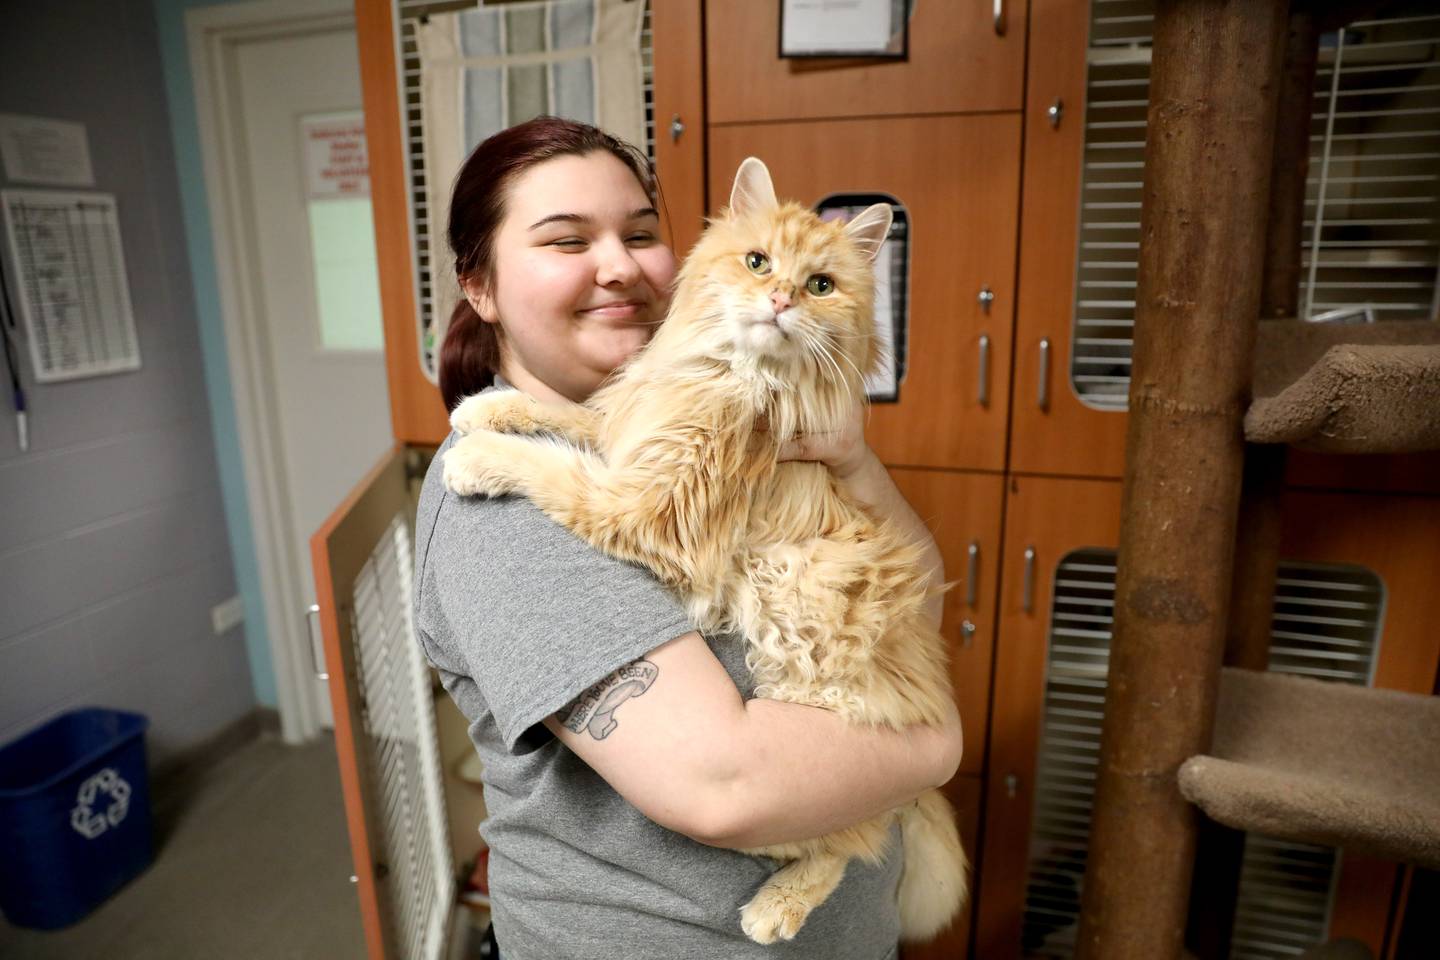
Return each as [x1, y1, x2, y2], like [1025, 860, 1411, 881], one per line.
[580, 301, 645, 319]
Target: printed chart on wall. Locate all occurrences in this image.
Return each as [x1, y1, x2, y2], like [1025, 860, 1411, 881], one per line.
[1, 190, 140, 382]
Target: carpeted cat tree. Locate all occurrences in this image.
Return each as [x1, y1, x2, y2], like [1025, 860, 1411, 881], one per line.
[1071, 2, 1440, 959]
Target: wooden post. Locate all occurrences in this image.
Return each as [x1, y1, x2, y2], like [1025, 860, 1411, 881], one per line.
[1184, 12, 1320, 956]
[1074, 2, 1290, 958]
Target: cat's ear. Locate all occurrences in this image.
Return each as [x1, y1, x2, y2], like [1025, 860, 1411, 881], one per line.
[842, 203, 894, 262]
[729, 157, 778, 218]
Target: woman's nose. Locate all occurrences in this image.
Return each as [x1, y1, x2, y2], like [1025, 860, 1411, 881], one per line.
[596, 239, 643, 287]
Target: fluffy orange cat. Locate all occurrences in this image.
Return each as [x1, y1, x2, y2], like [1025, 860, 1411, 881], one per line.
[442, 157, 967, 944]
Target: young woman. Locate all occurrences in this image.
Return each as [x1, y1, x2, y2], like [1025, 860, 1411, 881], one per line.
[413, 116, 962, 960]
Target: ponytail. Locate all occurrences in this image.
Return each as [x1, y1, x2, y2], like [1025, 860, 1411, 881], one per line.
[439, 300, 501, 412]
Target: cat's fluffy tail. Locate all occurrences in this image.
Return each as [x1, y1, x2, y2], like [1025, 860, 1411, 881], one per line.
[897, 788, 969, 943]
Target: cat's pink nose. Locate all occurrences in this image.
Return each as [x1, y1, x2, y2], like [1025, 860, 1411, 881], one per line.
[770, 290, 791, 313]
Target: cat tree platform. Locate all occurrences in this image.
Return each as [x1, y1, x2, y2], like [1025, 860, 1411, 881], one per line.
[1178, 667, 1440, 870]
[1245, 320, 1440, 453]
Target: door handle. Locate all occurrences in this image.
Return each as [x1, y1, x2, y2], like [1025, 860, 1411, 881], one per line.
[669, 114, 685, 143]
[994, 0, 1006, 36]
[1037, 338, 1052, 411]
[977, 335, 991, 408]
[1022, 546, 1036, 613]
[306, 603, 328, 681]
[961, 619, 977, 648]
[966, 540, 980, 606]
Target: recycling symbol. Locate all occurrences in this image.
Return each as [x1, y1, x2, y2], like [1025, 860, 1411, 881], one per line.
[70, 767, 131, 840]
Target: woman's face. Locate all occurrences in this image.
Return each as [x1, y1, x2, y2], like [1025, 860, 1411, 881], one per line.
[467, 151, 676, 403]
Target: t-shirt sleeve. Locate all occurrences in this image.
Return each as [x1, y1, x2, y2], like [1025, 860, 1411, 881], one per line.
[419, 490, 696, 755]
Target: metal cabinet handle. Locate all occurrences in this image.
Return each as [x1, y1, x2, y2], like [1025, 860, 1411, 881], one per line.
[669, 114, 685, 143]
[1037, 338, 1052, 411]
[994, 0, 1006, 36]
[1022, 546, 1036, 613]
[306, 603, 329, 681]
[1048, 98, 1064, 129]
[977, 335, 991, 407]
[966, 541, 980, 606]
[1005, 773, 1019, 799]
[961, 619, 977, 648]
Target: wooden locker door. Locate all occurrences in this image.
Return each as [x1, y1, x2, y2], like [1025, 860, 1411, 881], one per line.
[312, 444, 456, 960]
[888, 469, 1006, 778]
[709, 115, 1023, 472]
[706, 0, 1028, 124]
[1009, 0, 1128, 479]
[887, 466, 1001, 958]
[356, 0, 447, 447]
[651, 0, 708, 258]
[977, 475, 1122, 958]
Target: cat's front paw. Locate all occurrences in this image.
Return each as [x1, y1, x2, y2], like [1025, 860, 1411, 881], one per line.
[739, 888, 812, 945]
[450, 389, 542, 436]
[442, 432, 519, 498]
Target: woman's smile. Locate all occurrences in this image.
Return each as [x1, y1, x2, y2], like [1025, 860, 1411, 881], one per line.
[579, 299, 646, 319]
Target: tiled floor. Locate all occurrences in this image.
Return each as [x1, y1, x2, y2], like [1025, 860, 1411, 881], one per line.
[0, 735, 368, 959]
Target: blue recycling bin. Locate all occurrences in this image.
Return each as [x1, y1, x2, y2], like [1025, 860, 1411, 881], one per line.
[0, 708, 154, 929]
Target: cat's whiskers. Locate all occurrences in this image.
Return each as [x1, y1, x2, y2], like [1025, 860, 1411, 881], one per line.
[807, 325, 862, 402]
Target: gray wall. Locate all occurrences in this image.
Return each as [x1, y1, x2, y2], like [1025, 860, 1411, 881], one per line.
[0, 0, 256, 764]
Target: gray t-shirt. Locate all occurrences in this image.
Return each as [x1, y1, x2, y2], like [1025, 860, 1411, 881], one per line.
[412, 382, 903, 960]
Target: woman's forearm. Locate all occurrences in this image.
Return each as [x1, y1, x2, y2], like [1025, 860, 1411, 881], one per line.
[699, 696, 962, 849]
[835, 450, 948, 628]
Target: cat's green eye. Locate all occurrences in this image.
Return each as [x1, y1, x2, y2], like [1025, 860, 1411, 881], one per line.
[745, 251, 771, 275]
[807, 274, 835, 296]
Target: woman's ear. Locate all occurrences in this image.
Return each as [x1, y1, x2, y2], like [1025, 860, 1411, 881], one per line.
[460, 275, 497, 323]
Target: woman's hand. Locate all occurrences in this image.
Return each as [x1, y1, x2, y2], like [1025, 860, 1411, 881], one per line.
[775, 394, 871, 480]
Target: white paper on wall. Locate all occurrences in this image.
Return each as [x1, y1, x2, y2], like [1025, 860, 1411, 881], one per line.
[1, 190, 141, 382]
[0, 114, 96, 187]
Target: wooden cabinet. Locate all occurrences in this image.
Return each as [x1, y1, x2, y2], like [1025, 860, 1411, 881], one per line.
[976, 474, 1440, 958]
[711, 115, 1022, 472]
[705, 0, 1028, 125]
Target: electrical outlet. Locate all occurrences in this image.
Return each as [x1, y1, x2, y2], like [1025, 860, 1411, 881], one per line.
[211, 595, 244, 635]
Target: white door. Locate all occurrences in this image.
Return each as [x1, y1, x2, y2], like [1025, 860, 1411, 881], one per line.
[233, 19, 393, 725]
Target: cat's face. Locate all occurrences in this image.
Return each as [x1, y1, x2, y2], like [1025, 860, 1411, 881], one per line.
[673, 159, 891, 391]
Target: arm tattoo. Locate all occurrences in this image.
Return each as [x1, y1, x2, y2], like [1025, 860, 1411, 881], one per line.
[556, 659, 660, 740]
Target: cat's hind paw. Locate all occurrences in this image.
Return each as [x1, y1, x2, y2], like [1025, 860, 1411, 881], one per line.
[739, 888, 813, 945]
[442, 431, 519, 498]
[450, 389, 543, 437]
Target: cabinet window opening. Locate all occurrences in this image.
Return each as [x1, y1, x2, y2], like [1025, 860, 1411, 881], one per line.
[816, 193, 910, 403]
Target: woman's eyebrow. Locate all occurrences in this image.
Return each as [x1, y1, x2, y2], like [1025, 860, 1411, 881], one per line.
[528, 207, 659, 231]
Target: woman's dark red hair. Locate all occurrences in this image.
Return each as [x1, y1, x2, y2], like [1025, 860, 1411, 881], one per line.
[438, 116, 659, 411]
